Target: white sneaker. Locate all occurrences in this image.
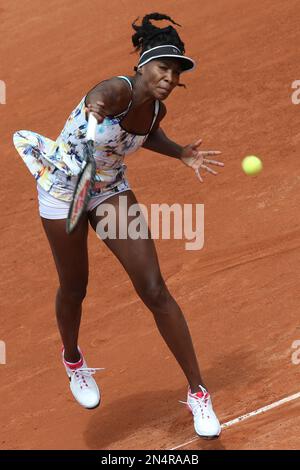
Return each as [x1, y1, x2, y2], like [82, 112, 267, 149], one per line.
[182, 385, 221, 439]
[62, 348, 104, 410]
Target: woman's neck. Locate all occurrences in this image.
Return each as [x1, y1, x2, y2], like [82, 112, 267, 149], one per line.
[130, 74, 155, 108]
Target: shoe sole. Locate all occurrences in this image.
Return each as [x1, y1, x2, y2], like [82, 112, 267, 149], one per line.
[187, 405, 221, 440]
[197, 433, 220, 440]
[74, 396, 101, 410]
[84, 401, 100, 410]
[67, 376, 101, 410]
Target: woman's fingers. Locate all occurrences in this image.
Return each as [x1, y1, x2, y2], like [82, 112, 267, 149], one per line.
[203, 158, 225, 167]
[87, 111, 104, 123]
[95, 113, 105, 123]
[186, 145, 224, 182]
[195, 168, 204, 183]
[86, 103, 106, 123]
[199, 150, 222, 156]
[201, 164, 218, 175]
[191, 139, 203, 149]
[87, 102, 105, 112]
[87, 106, 104, 113]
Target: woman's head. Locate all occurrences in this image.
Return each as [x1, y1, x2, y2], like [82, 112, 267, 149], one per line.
[132, 13, 195, 72]
[131, 13, 195, 100]
[132, 13, 185, 54]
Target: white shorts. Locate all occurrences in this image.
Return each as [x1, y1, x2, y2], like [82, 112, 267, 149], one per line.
[37, 180, 131, 220]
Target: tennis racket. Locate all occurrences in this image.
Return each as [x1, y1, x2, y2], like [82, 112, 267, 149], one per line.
[66, 113, 98, 234]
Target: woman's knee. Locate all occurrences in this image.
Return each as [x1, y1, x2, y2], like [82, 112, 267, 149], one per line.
[57, 285, 87, 305]
[135, 277, 170, 309]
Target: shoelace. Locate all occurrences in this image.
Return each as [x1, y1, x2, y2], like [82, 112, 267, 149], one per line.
[179, 395, 209, 405]
[179, 387, 210, 415]
[72, 367, 105, 389]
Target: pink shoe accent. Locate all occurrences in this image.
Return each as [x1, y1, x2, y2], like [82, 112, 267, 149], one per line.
[187, 388, 210, 413]
[62, 347, 84, 370]
[188, 387, 209, 400]
[64, 357, 84, 370]
[190, 391, 205, 399]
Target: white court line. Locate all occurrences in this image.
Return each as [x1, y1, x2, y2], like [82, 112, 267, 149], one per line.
[170, 391, 300, 450]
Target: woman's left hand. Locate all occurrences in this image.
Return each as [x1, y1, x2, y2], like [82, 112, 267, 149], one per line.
[180, 139, 224, 183]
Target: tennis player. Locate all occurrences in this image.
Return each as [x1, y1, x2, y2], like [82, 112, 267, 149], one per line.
[13, 13, 224, 439]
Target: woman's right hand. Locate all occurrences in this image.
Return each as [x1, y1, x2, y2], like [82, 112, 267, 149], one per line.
[86, 101, 106, 124]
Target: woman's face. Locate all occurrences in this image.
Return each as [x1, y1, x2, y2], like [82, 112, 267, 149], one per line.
[142, 58, 182, 100]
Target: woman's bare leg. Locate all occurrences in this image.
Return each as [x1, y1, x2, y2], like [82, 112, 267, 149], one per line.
[88, 191, 204, 392]
[40, 214, 89, 363]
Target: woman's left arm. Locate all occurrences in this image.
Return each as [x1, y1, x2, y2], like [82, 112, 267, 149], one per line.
[142, 127, 183, 158]
[142, 127, 224, 183]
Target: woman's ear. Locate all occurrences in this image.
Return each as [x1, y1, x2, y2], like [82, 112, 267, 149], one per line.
[133, 66, 143, 75]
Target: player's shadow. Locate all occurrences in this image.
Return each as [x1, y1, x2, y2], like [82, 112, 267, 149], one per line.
[84, 346, 263, 450]
[84, 387, 227, 450]
[84, 388, 187, 450]
[203, 345, 268, 392]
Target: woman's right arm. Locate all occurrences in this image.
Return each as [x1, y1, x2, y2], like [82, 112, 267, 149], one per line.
[85, 78, 131, 123]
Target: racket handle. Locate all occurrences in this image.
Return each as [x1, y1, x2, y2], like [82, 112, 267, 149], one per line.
[86, 113, 98, 142]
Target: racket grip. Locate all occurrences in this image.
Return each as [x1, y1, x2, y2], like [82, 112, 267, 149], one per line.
[86, 113, 98, 142]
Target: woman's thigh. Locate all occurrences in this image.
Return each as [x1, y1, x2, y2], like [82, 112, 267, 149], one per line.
[41, 213, 89, 294]
[88, 190, 164, 292]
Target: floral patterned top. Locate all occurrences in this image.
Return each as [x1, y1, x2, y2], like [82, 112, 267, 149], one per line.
[13, 76, 160, 202]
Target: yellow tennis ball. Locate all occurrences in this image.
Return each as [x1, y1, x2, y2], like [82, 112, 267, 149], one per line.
[241, 155, 263, 176]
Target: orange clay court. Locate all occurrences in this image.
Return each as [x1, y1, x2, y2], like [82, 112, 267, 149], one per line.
[1, 0, 300, 450]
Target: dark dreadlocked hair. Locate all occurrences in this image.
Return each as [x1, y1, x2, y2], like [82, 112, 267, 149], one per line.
[131, 13, 187, 87]
[131, 13, 185, 54]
